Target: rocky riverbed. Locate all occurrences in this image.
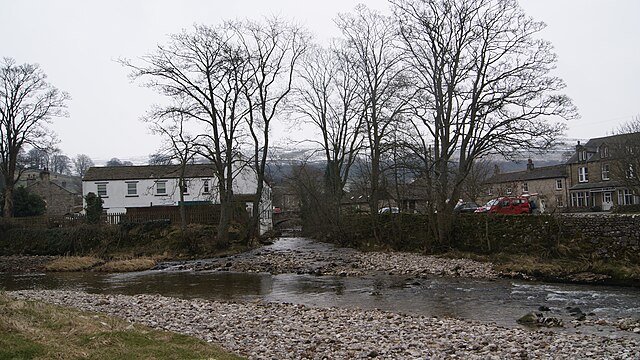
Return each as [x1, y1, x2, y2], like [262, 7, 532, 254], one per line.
[163, 238, 500, 279]
[8, 290, 640, 359]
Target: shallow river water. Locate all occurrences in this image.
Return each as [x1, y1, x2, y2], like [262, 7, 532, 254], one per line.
[1, 237, 639, 339]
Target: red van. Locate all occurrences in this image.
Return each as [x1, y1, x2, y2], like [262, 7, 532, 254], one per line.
[487, 196, 531, 215]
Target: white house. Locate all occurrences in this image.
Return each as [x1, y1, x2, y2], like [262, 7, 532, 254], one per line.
[82, 163, 272, 234]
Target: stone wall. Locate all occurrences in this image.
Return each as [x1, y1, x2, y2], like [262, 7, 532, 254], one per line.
[452, 214, 640, 262]
[328, 213, 640, 264]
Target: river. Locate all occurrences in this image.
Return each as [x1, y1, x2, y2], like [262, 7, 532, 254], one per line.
[1, 236, 639, 339]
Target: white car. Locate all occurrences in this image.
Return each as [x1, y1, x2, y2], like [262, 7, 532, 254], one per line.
[378, 207, 400, 214]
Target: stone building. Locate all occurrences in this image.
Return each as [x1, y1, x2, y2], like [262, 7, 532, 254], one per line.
[482, 160, 568, 212]
[24, 170, 83, 216]
[566, 133, 640, 210]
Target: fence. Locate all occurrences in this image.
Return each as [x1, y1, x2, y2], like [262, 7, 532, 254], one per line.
[123, 204, 222, 225]
[2, 204, 226, 228]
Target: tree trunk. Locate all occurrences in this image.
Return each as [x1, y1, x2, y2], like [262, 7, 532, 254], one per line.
[2, 185, 13, 218]
[216, 182, 232, 246]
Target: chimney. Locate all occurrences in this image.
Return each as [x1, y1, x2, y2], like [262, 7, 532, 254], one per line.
[39, 168, 50, 182]
[493, 164, 501, 175]
[526, 159, 534, 171]
[26, 173, 37, 186]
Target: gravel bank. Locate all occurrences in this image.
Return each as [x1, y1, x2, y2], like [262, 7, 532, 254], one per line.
[9, 290, 639, 359]
[172, 239, 499, 279]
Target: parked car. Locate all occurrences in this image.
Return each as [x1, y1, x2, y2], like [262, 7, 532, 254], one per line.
[378, 207, 400, 214]
[474, 198, 499, 213]
[454, 202, 480, 213]
[486, 196, 531, 215]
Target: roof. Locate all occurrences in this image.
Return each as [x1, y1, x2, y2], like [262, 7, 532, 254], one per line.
[486, 164, 567, 184]
[569, 180, 624, 191]
[27, 179, 78, 196]
[83, 164, 218, 181]
[566, 132, 640, 164]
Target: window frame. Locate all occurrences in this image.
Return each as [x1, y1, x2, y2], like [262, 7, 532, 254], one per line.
[126, 181, 138, 197]
[619, 189, 637, 205]
[96, 182, 108, 198]
[601, 164, 610, 181]
[155, 180, 168, 195]
[571, 191, 590, 207]
[578, 167, 589, 183]
[180, 179, 190, 195]
[203, 179, 210, 194]
[555, 179, 563, 190]
[626, 164, 636, 179]
[522, 182, 529, 193]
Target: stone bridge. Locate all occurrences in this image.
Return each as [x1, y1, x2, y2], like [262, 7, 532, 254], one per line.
[273, 210, 301, 228]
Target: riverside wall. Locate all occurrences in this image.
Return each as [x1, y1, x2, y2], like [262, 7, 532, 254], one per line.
[454, 213, 640, 261]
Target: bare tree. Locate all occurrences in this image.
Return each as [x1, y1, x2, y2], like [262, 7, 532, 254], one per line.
[26, 148, 48, 169]
[148, 153, 173, 165]
[392, 0, 577, 245]
[73, 154, 94, 178]
[335, 5, 412, 240]
[122, 24, 252, 244]
[50, 150, 71, 175]
[147, 112, 200, 232]
[294, 45, 363, 227]
[0, 58, 69, 217]
[105, 158, 132, 167]
[460, 158, 494, 202]
[237, 17, 310, 239]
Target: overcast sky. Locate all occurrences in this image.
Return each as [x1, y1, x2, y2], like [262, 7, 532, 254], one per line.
[2, 0, 639, 163]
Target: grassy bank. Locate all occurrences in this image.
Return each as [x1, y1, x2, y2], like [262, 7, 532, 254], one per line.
[0, 292, 243, 360]
[438, 251, 640, 286]
[0, 221, 256, 272]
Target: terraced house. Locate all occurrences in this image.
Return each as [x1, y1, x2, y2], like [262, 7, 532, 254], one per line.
[566, 132, 640, 210]
[482, 159, 568, 213]
[82, 163, 273, 234]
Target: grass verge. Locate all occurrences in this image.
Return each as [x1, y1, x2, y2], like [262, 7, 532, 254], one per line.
[0, 292, 244, 360]
[43, 256, 104, 272]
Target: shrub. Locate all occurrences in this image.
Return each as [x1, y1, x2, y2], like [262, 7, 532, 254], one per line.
[84, 192, 103, 224]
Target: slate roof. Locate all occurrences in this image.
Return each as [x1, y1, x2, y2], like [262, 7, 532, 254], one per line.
[569, 180, 624, 191]
[83, 164, 218, 181]
[486, 164, 567, 184]
[566, 132, 640, 164]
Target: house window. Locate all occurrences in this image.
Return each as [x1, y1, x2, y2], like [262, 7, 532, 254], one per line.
[555, 195, 564, 207]
[203, 179, 210, 194]
[626, 164, 636, 179]
[600, 146, 609, 158]
[571, 191, 590, 207]
[156, 181, 167, 195]
[555, 179, 563, 190]
[506, 187, 513, 195]
[522, 182, 529, 193]
[126, 182, 138, 196]
[96, 183, 107, 197]
[619, 189, 637, 205]
[578, 167, 588, 182]
[579, 150, 588, 161]
[604, 192, 612, 203]
[601, 164, 610, 181]
[180, 179, 190, 194]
